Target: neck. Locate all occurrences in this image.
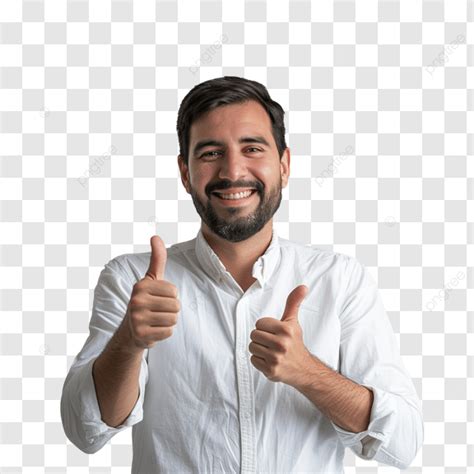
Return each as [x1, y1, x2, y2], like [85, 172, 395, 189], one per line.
[200, 221, 274, 278]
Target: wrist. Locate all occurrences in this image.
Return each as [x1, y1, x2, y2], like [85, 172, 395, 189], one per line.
[293, 352, 327, 392]
[113, 313, 144, 356]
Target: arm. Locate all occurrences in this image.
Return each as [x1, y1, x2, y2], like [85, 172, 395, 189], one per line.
[92, 314, 145, 428]
[60, 257, 149, 454]
[300, 256, 423, 469]
[294, 354, 374, 434]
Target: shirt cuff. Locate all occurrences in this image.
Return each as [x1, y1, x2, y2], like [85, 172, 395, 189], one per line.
[78, 356, 147, 445]
[330, 383, 396, 459]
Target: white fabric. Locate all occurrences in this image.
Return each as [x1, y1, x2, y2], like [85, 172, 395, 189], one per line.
[61, 227, 423, 473]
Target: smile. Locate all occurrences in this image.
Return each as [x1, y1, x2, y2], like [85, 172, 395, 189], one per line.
[211, 189, 257, 205]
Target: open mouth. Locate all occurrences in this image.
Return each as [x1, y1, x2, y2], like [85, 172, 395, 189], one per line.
[211, 189, 257, 204]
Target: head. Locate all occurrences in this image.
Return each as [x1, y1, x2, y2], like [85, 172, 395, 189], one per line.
[176, 76, 290, 243]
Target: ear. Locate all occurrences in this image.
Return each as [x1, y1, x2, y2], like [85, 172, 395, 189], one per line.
[280, 147, 290, 188]
[177, 155, 191, 194]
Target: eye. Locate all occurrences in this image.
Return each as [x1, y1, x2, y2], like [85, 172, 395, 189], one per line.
[200, 147, 262, 158]
[201, 151, 221, 158]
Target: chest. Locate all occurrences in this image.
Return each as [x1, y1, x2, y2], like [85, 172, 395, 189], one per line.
[145, 274, 342, 382]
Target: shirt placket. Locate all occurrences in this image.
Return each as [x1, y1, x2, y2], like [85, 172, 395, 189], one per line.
[235, 295, 257, 474]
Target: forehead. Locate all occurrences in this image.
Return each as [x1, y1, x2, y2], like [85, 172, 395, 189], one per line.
[189, 100, 273, 144]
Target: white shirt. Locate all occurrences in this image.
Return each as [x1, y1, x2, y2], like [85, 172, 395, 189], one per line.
[61, 226, 423, 473]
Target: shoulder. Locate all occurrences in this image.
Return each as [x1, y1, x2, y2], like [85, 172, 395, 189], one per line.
[279, 236, 352, 271]
[278, 237, 375, 292]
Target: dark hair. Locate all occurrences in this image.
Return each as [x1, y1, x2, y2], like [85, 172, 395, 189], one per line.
[176, 76, 287, 166]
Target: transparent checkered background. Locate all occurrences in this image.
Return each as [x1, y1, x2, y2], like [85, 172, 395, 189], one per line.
[0, 0, 472, 472]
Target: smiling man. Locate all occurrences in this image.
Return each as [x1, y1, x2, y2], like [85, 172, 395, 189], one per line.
[61, 76, 423, 473]
[179, 98, 287, 292]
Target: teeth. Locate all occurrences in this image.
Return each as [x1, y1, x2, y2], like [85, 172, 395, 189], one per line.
[217, 190, 253, 200]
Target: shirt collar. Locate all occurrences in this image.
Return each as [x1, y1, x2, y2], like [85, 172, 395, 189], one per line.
[194, 226, 280, 288]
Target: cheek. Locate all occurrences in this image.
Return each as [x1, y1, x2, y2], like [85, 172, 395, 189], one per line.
[188, 166, 207, 189]
[192, 170, 216, 199]
[252, 165, 277, 187]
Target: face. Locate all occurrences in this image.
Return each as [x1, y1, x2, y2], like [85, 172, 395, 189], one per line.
[178, 100, 290, 243]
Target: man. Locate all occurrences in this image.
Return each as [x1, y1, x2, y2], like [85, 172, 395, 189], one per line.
[61, 76, 423, 473]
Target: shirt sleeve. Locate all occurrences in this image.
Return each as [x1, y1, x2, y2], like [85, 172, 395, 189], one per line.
[60, 256, 149, 454]
[330, 255, 424, 470]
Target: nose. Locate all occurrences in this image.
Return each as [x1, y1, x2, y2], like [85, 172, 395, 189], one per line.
[217, 148, 248, 182]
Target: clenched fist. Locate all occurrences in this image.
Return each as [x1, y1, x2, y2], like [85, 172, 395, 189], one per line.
[123, 234, 181, 350]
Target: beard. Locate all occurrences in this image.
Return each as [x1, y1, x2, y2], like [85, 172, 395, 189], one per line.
[189, 176, 282, 243]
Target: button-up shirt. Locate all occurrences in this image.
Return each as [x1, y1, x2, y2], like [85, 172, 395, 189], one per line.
[61, 226, 423, 473]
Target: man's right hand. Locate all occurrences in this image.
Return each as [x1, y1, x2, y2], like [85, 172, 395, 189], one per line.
[123, 235, 180, 350]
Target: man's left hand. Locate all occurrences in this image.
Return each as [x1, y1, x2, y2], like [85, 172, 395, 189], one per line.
[249, 284, 313, 387]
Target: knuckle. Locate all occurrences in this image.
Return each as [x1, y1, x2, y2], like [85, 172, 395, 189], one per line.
[275, 342, 286, 353]
[130, 308, 145, 327]
[160, 281, 177, 297]
[129, 296, 143, 308]
[280, 344, 289, 354]
[170, 284, 179, 298]
[134, 279, 148, 292]
[129, 312, 142, 327]
[134, 326, 146, 339]
[270, 354, 279, 364]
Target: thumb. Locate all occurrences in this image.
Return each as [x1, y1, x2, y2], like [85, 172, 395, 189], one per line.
[281, 285, 308, 322]
[145, 235, 167, 281]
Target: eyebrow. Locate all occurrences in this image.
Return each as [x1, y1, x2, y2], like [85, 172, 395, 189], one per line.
[192, 136, 271, 157]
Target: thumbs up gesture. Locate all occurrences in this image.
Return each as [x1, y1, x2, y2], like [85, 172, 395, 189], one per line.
[249, 285, 313, 387]
[123, 235, 181, 351]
